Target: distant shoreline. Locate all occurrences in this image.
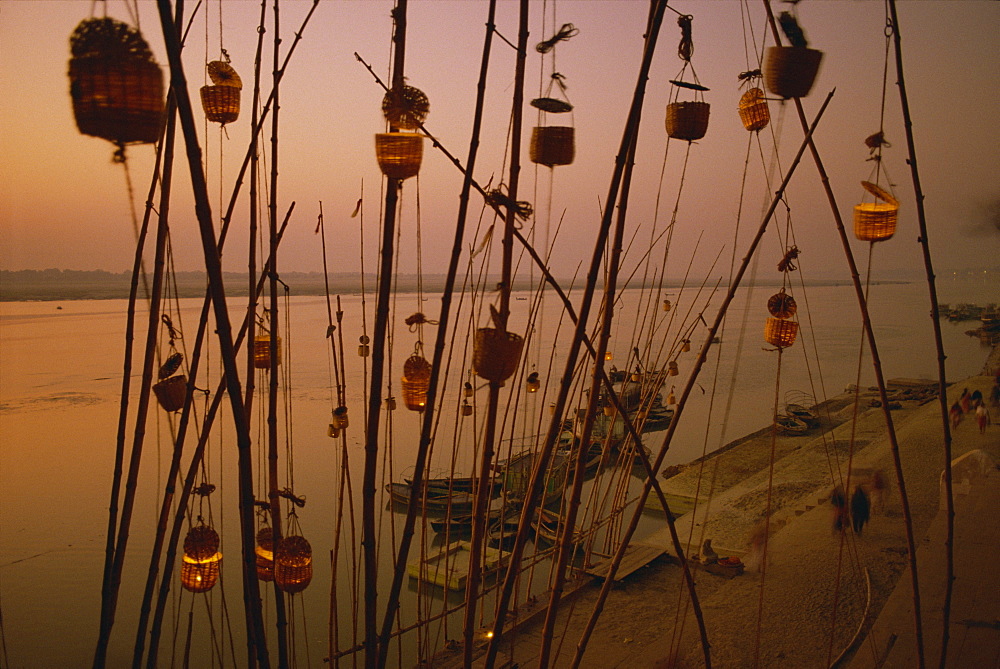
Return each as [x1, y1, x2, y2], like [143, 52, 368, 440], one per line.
[0, 269, 897, 302]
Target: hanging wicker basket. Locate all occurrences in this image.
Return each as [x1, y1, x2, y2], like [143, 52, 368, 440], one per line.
[738, 87, 770, 132]
[375, 132, 423, 180]
[181, 552, 221, 593]
[332, 406, 349, 430]
[200, 85, 240, 125]
[184, 525, 220, 561]
[665, 101, 710, 141]
[668, 361, 679, 377]
[530, 126, 575, 167]
[473, 328, 524, 383]
[401, 354, 432, 412]
[68, 18, 163, 145]
[853, 181, 899, 242]
[663, 299, 671, 312]
[153, 375, 187, 412]
[764, 46, 823, 99]
[764, 317, 799, 348]
[254, 527, 274, 581]
[461, 401, 473, 417]
[253, 335, 281, 369]
[275, 534, 313, 594]
[767, 289, 798, 319]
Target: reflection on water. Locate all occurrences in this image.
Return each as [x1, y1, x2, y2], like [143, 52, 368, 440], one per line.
[0, 279, 991, 665]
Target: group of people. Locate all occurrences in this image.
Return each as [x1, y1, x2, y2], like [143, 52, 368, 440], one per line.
[830, 470, 886, 535]
[950, 384, 996, 434]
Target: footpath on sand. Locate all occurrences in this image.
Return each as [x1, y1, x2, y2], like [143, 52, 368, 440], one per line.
[464, 365, 999, 668]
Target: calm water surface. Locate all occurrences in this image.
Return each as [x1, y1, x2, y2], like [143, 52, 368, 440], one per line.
[0, 277, 993, 666]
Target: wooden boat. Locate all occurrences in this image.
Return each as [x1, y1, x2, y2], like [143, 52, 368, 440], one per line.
[406, 540, 510, 590]
[385, 482, 475, 514]
[533, 507, 585, 546]
[774, 414, 809, 435]
[784, 403, 819, 428]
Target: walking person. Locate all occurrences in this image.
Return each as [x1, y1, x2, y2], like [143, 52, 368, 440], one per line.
[851, 486, 870, 534]
[950, 401, 963, 429]
[976, 403, 991, 434]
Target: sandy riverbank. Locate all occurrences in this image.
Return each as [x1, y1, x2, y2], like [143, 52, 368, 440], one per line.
[473, 356, 999, 667]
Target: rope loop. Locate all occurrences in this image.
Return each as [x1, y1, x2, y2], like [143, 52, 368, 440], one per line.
[279, 488, 307, 508]
[404, 312, 439, 331]
[161, 313, 182, 344]
[536, 23, 578, 54]
[678, 15, 694, 62]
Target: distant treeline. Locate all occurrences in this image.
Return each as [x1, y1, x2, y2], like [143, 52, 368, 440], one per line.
[0, 268, 919, 302]
[0, 269, 540, 301]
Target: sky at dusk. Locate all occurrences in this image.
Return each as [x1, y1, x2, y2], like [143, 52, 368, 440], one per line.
[1, 0, 998, 283]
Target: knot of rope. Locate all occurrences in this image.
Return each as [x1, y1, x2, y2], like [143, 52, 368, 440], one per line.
[536, 23, 578, 54]
[279, 488, 306, 508]
[864, 131, 891, 155]
[678, 15, 693, 62]
[778, 245, 800, 273]
[221, 47, 231, 64]
[112, 142, 127, 164]
[404, 312, 439, 331]
[161, 314, 182, 344]
[485, 187, 533, 222]
[193, 482, 216, 497]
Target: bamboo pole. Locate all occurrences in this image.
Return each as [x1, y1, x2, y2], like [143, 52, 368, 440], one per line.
[145, 212, 291, 667]
[266, 2, 290, 666]
[462, 1, 529, 665]
[374, 1, 500, 665]
[760, 3, 924, 666]
[569, 90, 835, 669]
[363, 2, 409, 666]
[886, 3, 954, 666]
[483, 4, 671, 667]
[154, 2, 269, 665]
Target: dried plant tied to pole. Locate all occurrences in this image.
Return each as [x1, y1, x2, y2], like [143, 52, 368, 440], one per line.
[381, 85, 429, 130]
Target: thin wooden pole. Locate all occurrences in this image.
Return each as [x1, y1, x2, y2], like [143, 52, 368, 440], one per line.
[760, 3, 924, 665]
[569, 91, 835, 669]
[374, 1, 500, 665]
[145, 213, 291, 668]
[154, 2, 269, 665]
[462, 1, 529, 665]
[363, 2, 409, 666]
[886, 3, 954, 666]
[483, 4, 671, 666]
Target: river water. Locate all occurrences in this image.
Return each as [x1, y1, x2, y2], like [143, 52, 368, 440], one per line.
[0, 276, 993, 666]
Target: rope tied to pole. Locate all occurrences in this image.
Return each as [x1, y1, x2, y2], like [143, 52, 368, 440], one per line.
[536, 23, 578, 54]
[485, 186, 533, 222]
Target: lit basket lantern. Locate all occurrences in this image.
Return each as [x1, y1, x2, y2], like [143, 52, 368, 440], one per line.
[603, 404, 615, 417]
[181, 552, 221, 593]
[253, 335, 281, 369]
[153, 375, 187, 412]
[681, 339, 691, 353]
[464, 381, 474, 398]
[375, 132, 423, 180]
[767, 289, 798, 319]
[401, 354, 432, 412]
[764, 46, 823, 99]
[461, 401, 473, 417]
[200, 61, 242, 125]
[605, 351, 613, 361]
[526, 372, 540, 393]
[181, 525, 222, 593]
[274, 534, 313, 594]
[764, 317, 799, 348]
[358, 335, 370, 357]
[666, 101, 711, 142]
[332, 406, 349, 430]
[853, 181, 899, 242]
[473, 328, 524, 383]
[68, 17, 164, 146]
[663, 299, 672, 312]
[668, 360, 679, 376]
[738, 87, 770, 132]
[255, 527, 274, 582]
[327, 424, 339, 438]
[530, 126, 575, 167]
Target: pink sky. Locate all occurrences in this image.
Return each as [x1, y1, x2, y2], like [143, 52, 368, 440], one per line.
[1, 0, 997, 281]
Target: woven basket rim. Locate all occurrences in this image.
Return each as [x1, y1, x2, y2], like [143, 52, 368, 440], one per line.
[860, 180, 899, 207]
